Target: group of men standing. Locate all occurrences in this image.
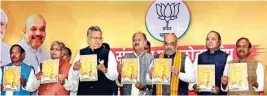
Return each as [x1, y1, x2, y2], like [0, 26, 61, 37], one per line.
[0, 9, 73, 95]
[0, 8, 265, 95]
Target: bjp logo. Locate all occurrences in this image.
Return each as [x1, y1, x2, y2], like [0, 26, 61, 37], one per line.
[146, 1, 190, 42]
[156, 3, 180, 30]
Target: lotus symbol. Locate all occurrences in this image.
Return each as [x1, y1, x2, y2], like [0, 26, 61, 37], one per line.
[156, 3, 180, 31]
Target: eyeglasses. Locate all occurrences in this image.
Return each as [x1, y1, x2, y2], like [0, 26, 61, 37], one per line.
[237, 45, 249, 49]
[89, 37, 103, 41]
[28, 26, 46, 32]
[164, 42, 176, 47]
[50, 48, 61, 51]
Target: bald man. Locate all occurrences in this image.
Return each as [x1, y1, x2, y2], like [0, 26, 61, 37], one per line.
[148, 33, 195, 95]
[17, 14, 50, 95]
[17, 14, 50, 74]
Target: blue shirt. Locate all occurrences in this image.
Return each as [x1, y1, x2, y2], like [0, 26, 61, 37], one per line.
[1, 62, 33, 95]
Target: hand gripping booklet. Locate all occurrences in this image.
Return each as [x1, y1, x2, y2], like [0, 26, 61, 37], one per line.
[197, 65, 215, 92]
[228, 63, 249, 91]
[121, 58, 139, 84]
[41, 59, 59, 84]
[3, 66, 21, 91]
[152, 58, 172, 85]
[80, 54, 98, 81]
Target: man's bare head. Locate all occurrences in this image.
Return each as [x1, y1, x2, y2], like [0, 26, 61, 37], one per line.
[24, 14, 46, 49]
[164, 33, 178, 56]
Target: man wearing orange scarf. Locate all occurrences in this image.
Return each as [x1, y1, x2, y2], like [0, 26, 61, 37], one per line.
[38, 41, 71, 95]
[148, 33, 195, 95]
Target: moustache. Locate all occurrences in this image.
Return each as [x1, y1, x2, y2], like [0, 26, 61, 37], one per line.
[165, 48, 172, 51]
[134, 43, 139, 46]
[94, 43, 100, 45]
[238, 50, 245, 53]
[11, 56, 18, 59]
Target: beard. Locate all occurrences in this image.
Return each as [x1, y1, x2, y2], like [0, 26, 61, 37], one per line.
[26, 35, 44, 49]
[1, 33, 5, 41]
[30, 39, 44, 49]
[164, 48, 175, 56]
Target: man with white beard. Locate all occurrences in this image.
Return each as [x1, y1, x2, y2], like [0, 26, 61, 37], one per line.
[0, 9, 11, 66]
[0, 8, 11, 95]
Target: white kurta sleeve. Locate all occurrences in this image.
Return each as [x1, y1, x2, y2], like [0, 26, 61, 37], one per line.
[188, 62, 198, 91]
[146, 60, 153, 85]
[178, 56, 196, 83]
[64, 52, 80, 92]
[24, 69, 40, 92]
[221, 62, 229, 92]
[104, 51, 119, 81]
[226, 55, 233, 63]
[253, 62, 264, 92]
[63, 78, 79, 92]
[188, 54, 199, 91]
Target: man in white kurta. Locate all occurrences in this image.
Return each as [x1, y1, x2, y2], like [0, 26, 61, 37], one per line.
[66, 26, 118, 95]
[221, 37, 264, 95]
[17, 14, 50, 73]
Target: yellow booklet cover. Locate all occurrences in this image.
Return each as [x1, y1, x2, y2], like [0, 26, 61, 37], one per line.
[41, 59, 59, 84]
[121, 58, 138, 84]
[80, 54, 98, 81]
[228, 63, 249, 91]
[197, 65, 215, 92]
[152, 58, 172, 85]
[3, 66, 21, 91]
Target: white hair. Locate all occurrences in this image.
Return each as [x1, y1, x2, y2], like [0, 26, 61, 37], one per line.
[0, 9, 8, 24]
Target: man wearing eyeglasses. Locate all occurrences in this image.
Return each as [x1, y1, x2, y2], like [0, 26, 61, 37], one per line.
[221, 37, 264, 95]
[17, 14, 50, 74]
[190, 31, 231, 95]
[68, 26, 118, 95]
[17, 14, 50, 95]
[38, 41, 71, 95]
[117, 32, 154, 95]
[148, 33, 195, 95]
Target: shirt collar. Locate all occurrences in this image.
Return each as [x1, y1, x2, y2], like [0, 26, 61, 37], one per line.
[12, 62, 23, 66]
[164, 52, 176, 58]
[88, 46, 103, 52]
[207, 48, 220, 55]
[133, 51, 145, 57]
